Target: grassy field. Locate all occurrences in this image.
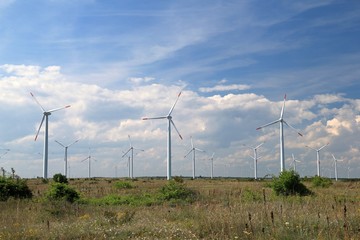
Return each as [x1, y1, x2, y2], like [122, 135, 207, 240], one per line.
[0, 177, 360, 239]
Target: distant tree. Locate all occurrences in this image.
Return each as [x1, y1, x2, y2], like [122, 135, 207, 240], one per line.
[0, 177, 33, 201]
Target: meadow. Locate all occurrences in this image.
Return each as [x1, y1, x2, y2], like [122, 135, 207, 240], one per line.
[0, 177, 359, 239]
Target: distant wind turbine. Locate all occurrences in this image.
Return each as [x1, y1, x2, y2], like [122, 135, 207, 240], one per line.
[305, 143, 329, 177]
[256, 94, 302, 172]
[244, 142, 264, 180]
[121, 135, 144, 179]
[55, 139, 79, 177]
[142, 91, 183, 180]
[209, 152, 215, 179]
[81, 148, 94, 178]
[30, 92, 71, 179]
[331, 154, 343, 181]
[184, 136, 205, 179]
[290, 153, 301, 172]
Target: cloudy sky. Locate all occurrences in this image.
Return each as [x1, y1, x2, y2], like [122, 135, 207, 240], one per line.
[0, 0, 359, 179]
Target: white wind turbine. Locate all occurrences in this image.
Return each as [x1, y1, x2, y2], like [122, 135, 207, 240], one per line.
[209, 152, 215, 179]
[256, 94, 302, 172]
[305, 143, 329, 177]
[81, 148, 94, 178]
[30, 92, 71, 179]
[121, 150, 131, 178]
[331, 154, 343, 181]
[290, 153, 301, 172]
[184, 136, 205, 179]
[121, 135, 144, 179]
[244, 142, 264, 180]
[55, 139, 79, 177]
[142, 91, 183, 180]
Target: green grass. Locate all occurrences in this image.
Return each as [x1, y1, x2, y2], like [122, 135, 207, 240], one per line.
[0, 178, 359, 239]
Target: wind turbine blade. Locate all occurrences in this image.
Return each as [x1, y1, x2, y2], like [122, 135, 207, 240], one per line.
[211, 152, 215, 159]
[168, 91, 182, 116]
[280, 94, 286, 119]
[55, 140, 65, 148]
[283, 121, 303, 136]
[133, 148, 145, 152]
[170, 119, 183, 140]
[128, 135, 132, 147]
[121, 148, 131, 158]
[35, 115, 45, 141]
[68, 139, 80, 147]
[256, 119, 280, 130]
[195, 148, 205, 152]
[48, 105, 71, 113]
[81, 156, 90, 162]
[184, 149, 193, 158]
[255, 142, 265, 149]
[190, 136, 194, 149]
[318, 143, 329, 151]
[30, 92, 46, 112]
[142, 116, 167, 120]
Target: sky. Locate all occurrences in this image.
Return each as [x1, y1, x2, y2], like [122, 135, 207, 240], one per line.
[0, 0, 359, 179]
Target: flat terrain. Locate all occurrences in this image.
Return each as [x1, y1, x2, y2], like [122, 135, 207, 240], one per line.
[0, 177, 359, 239]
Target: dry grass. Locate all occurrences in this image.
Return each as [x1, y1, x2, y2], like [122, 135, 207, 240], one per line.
[0, 178, 359, 239]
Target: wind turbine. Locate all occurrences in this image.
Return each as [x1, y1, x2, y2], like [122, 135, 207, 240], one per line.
[209, 152, 215, 179]
[55, 139, 79, 178]
[81, 148, 94, 178]
[305, 143, 329, 177]
[290, 153, 301, 172]
[244, 142, 264, 180]
[331, 154, 343, 181]
[256, 94, 302, 172]
[142, 91, 183, 180]
[30, 92, 71, 179]
[121, 135, 144, 179]
[184, 136, 205, 179]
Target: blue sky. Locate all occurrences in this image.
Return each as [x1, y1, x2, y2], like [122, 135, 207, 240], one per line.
[0, 0, 359, 179]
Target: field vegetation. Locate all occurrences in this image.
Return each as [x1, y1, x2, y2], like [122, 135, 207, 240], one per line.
[0, 175, 359, 239]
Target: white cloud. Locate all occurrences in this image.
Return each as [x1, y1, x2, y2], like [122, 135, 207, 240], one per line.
[199, 84, 251, 93]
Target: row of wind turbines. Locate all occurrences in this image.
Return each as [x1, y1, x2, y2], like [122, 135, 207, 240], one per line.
[30, 91, 344, 180]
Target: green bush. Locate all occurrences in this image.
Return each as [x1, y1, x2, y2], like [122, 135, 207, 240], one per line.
[53, 173, 68, 184]
[311, 176, 333, 188]
[114, 181, 134, 189]
[46, 183, 80, 203]
[159, 180, 197, 202]
[271, 170, 312, 196]
[0, 177, 33, 201]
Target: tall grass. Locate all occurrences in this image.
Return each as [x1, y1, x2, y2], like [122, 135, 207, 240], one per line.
[0, 178, 359, 239]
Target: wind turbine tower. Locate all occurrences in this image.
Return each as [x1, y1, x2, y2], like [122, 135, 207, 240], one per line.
[306, 143, 329, 177]
[142, 91, 183, 180]
[331, 154, 343, 181]
[121, 135, 144, 179]
[55, 139, 79, 177]
[30, 92, 71, 179]
[244, 142, 264, 180]
[184, 136, 205, 179]
[81, 148, 93, 178]
[290, 153, 301, 172]
[256, 94, 302, 172]
[209, 152, 215, 179]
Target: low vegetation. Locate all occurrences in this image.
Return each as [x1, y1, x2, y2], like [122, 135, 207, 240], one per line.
[271, 170, 312, 196]
[0, 176, 359, 239]
[0, 177, 32, 201]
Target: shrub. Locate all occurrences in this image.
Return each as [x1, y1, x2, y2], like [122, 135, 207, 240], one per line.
[46, 183, 80, 203]
[159, 180, 197, 202]
[271, 170, 312, 196]
[312, 176, 333, 188]
[114, 181, 134, 189]
[0, 177, 33, 201]
[53, 173, 68, 184]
